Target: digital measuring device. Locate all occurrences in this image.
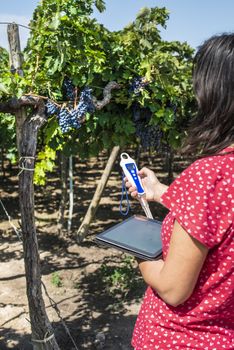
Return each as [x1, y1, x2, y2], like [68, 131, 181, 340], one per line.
[120, 153, 153, 219]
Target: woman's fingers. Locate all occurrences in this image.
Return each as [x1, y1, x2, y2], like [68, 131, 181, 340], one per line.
[130, 189, 138, 198]
[124, 179, 138, 198]
[125, 178, 133, 189]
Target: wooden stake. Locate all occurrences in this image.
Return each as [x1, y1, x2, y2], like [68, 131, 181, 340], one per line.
[7, 23, 61, 350]
[7, 23, 27, 156]
[77, 145, 120, 243]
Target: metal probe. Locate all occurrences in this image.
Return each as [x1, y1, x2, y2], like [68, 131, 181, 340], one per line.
[138, 195, 154, 219]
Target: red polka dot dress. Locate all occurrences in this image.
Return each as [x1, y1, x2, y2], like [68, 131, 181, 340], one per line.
[132, 147, 234, 350]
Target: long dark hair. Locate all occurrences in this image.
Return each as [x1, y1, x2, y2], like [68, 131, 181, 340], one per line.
[182, 33, 234, 156]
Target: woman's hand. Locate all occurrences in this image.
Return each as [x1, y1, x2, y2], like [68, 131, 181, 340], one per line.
[125, 167, 168, 203]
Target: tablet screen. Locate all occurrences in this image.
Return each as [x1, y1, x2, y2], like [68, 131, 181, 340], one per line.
[96, 215, 162, 258]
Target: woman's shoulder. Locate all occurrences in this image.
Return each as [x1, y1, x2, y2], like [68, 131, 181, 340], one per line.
[162, 147, 234, 207]
[182, 148, 234, 182]
[161, 148, 234, 248]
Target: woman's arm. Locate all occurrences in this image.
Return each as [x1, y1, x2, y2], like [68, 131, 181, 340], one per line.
[138, 220, 208, 307]
[125, 166, 208, 306]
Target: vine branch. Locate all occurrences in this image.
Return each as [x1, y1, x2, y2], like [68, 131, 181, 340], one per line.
[0, 95, 44, 114]
[92, 81, 120, 109]
[0, 81, 121, 115]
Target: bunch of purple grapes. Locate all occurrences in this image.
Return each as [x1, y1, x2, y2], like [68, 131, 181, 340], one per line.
[132, 104, 162, 149]
[45, 100, 72, 133]
[62, 77, 76, 101]
[129, 77, 149, 95]
[58, 108, 84, 133]
[76, 87, 95, 117]
[45, 100, 60, 115]
[135, 123, 162, 149]
[45, 86, 95, 133]
[132, 103, 151, 124]
[45, 102, 83, 133]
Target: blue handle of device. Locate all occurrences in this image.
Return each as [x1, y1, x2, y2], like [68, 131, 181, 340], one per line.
[133, 175, 145, 195]
[125, 163, 145, 195]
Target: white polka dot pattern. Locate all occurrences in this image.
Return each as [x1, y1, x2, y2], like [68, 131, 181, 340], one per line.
[132, 148, 234, 349]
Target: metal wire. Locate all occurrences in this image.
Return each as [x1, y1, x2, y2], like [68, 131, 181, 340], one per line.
[0, 22, 31, 30]
[0, 198, 22, 241]
[41, 281, 79, 350]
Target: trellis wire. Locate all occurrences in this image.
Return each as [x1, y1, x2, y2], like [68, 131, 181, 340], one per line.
[41, 281, 79, 350]
[0, 198, 22, 241]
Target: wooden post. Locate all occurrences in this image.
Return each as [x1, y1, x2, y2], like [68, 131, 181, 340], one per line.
[164, 146, 174, 183]
[7, 23, 27, 156]
[67, 155, 74, 232]
[77, 145, 120, 243]
[57, 152, 68, 236]
[7, 22, 24, 76]
[7, 23, 60, 350]
[19, 107, 60, 350]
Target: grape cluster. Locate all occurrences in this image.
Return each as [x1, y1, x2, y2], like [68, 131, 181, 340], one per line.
[132, 104, 162, 150]
[135, 123, 162, 149]
[45, 100, 60, 116]
[129, 77, 149, 95]
[132, 103, 151, 124]
[76, 87, 95, 117]
[62, 77, 76, 101]
[58, 108, 74, 133]
[45, 86, 95, 133]
[57, 108, 82, 133]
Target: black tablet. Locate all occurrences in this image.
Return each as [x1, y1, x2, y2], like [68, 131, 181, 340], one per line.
[95, 215, 162, 260]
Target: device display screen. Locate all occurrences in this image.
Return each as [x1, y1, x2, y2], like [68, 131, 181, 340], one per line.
[96, 215, 162, 259]
[126, 163, 136, 171]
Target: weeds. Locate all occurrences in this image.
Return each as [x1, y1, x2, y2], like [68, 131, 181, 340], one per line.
[100, 255, 145, 300]
[51, 271, 63, 287]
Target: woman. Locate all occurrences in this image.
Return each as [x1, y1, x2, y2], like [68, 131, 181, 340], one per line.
[126, 33, 234, 349]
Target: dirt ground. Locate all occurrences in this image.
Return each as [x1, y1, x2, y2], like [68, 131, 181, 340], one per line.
[0, 150, 185, 349]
